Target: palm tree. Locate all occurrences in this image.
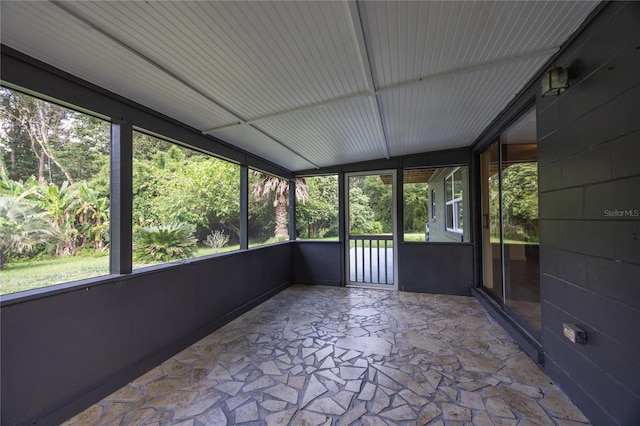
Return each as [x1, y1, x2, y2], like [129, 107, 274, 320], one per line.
[0, 195, 61, 269]
[250, 171, 308, 239]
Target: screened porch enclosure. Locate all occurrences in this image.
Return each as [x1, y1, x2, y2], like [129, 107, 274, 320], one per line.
[3, 1, 637, 425]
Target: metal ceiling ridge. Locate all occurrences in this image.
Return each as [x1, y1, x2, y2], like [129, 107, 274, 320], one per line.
[46, 0, 562, 173]
[202, 45, 560, 134]
[345, 0, 389, 159]
[203, 1, 391, 159]
[201, 91, 371, 133]
[246, 125, 321, 170]
[375, 46, 561, 95]
[48, 0, 321, 171]
[49, 1, 243, 123]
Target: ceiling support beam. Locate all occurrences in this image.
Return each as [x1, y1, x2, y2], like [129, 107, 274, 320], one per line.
[375, 46, 560, 96]
[202, 91, 371, 133]
[345, 0, 390, 159]
[242, 125, 321, 170]
[50, 1, 243, 122]
[204, 45, 559, 134]
[52, 0, 559, 170]
[50, 0, 318, 170]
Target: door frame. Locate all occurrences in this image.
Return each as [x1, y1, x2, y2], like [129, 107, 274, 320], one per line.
[344, 170, 398, 290]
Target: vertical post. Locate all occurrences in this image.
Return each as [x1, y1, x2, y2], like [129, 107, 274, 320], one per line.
[499, 139, 507, 304]
[397, 164, 404, 243]
[339, 171, 346, 285]
[393, 167, 399, 288]
[384, 240, 388, 284]
[289, 179, 296, 240]
[369, 238, 372, 283]
[110, 121, 133, 274]
[240, 165, 248, 250]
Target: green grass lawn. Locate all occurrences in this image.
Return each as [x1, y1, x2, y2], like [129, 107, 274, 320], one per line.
[1, 255, 111, 295]
[404, 233, 426, 242]
[0, 245, 242, 296]
[490, 237, 539, 244]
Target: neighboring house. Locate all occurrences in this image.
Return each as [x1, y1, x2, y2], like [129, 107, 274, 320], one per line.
[427, 166, 470, 243]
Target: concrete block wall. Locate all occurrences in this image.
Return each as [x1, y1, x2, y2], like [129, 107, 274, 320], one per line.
[537, 3, 640, 424]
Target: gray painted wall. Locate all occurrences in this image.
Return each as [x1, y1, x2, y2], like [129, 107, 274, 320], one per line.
[293, 241, 343, 286]
[1, 244, 292, 426]
[398, 243, 474, 295]
[536, 3, 640, 424]
[292, 240, 474, 296]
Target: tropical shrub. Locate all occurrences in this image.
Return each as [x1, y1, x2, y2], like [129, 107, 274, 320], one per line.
[133, 222, 197, 263]
[0, 195, 61, 269]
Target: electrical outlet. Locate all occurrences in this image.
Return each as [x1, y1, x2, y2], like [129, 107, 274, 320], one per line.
[563, 323, 587, 344]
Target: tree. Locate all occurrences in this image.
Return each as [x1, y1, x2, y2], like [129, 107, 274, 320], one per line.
[296, 175, 339, 238]
[152, 154, 240, 241]
[501, 162, 538, 242]
[403, 182, 428, 233]
[0, 118, 37, 181]
[348, 186, 377, 234]
[363, 175, 393, 233]
[69, 181, 109, 250]
[0, 195, 61, 269]
[33, 181, 79, 256]
[489, 162, 539, 242]
[0, 89, 74, 185]
[250, 170, 307, 240]
[132, 139, 242, 243]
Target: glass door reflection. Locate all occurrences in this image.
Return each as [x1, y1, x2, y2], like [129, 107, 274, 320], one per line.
[502, 109, 540, 333]
[480, 108, 541, 335]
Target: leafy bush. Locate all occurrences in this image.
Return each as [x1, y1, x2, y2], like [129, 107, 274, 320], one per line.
[204, 230, 229, 253]
[0, 195, 61, 269]
[133, 222, 196, 263]
[323, 228, 339, 238]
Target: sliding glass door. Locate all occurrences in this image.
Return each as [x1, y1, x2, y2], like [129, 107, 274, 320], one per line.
[481, 108, 541, 335]
[480, 143, 503, 301]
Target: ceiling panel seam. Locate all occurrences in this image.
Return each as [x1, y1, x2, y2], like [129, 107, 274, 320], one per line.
[202, 45, 559, 134]
[246, 125, 320, 170]
[375, 46, 560, 95]
[202, 91, 371, 133]
[346, 0, 390, 159]
[49, 0, 325, 169]
[13, 1, 597, 173]
[49, 1, 245, 124]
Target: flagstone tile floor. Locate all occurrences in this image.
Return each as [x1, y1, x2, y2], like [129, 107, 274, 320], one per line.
[63, 285, 590, 426]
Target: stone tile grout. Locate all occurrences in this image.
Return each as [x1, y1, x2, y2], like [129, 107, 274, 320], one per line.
[62, 285, 590, 426]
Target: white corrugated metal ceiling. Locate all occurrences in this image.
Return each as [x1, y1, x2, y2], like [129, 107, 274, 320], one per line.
[0, 1, 600, 172]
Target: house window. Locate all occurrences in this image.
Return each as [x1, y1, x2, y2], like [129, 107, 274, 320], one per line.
[403, 166, 468, 243]
[431, 189, 436, 219]
[445, 168, 464, 233]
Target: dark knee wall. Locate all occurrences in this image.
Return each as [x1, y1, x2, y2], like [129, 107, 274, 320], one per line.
[537, 2, 640, 424]
[0, 244, 292, 426]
